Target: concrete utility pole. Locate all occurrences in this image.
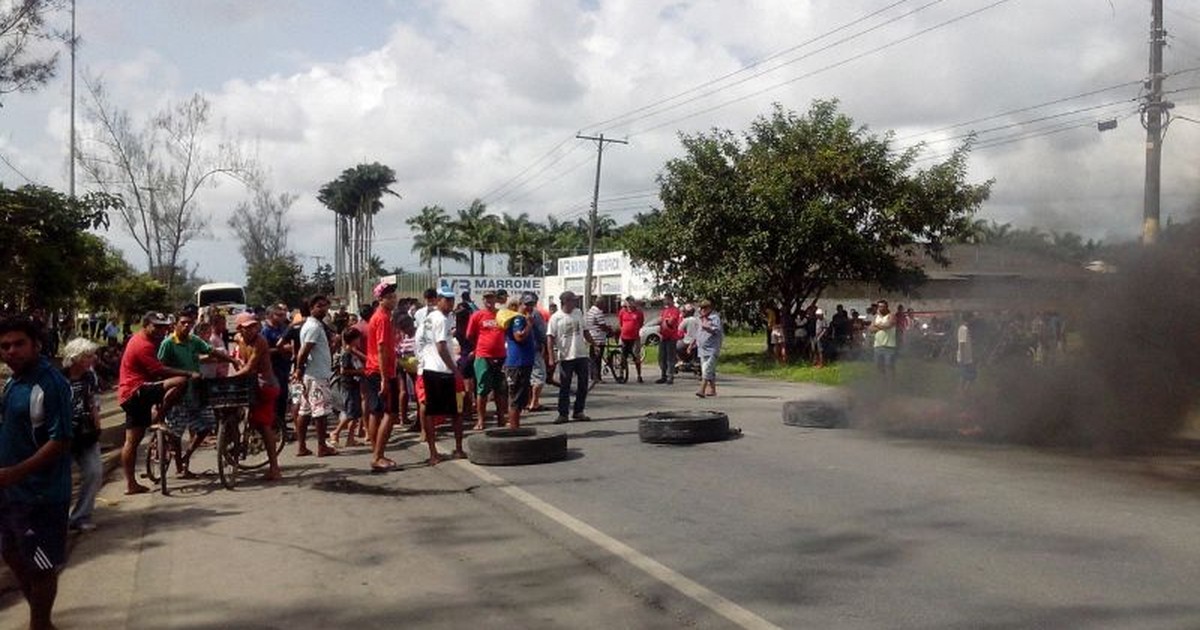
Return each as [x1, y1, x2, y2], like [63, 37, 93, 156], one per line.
[576, 133, 627, 313]
[1142, 0, 1172, 245]
[69, 0, 76, 198]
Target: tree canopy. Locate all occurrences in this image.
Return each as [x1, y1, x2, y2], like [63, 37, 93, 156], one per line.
[625, 100, 992, 323]
[0, 184, 122, 309]
[0, 0, 65, 103]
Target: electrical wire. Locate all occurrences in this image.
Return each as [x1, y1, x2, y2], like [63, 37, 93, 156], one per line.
[626, 0, 1016, 138]
[478, 135, 576, 202]
[585, 0, 925, 133]
[0, 151, 36, 185]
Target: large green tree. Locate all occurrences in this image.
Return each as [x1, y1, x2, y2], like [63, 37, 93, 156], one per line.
[0, 185, 121, 309]
[245, 255, 307, 307]
[626, 100, 992, 325]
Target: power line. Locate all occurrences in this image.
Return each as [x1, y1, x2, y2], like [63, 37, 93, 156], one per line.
[626, 0, 1017, 138]
[498, 152, 596, 205]
[487, 142, 585, 204]
[585, 0, 922, 132]
[0, 151, 36, 185]
[477, 135, 576, 202]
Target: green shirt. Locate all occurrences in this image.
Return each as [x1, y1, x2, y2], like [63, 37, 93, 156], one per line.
[158, 334, 213, 401]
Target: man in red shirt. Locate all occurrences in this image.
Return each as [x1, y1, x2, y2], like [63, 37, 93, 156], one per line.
[465, 288, 507, 430]
[617, 296, 646, 383]
[656, 292, 682, 385]
[365, 282, 401, 472]
[118, 312, 197, 495]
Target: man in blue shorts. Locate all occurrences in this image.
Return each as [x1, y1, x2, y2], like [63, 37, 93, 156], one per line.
[0, 316, 74, 630]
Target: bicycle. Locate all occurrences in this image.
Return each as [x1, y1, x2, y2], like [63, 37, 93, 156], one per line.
[143, 423, 175, 496]
[203, 376, 281, 490]
[589, 338, 629, 390]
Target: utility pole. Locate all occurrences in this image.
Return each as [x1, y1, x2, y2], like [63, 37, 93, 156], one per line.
[1142, 0, 1172, 245]
[69, 0, 76, 198]
[576, 133, 627, 313]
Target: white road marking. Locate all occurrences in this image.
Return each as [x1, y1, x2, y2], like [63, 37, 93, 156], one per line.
[458, 463, 782, 630]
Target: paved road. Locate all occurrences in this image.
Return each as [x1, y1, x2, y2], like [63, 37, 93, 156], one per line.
[2, 374, 1199, 629]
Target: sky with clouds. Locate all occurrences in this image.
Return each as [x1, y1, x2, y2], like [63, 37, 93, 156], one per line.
[3, 0, 1200, 283]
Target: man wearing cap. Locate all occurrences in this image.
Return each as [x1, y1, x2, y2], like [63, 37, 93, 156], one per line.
[618, 296, 646, 383]
[365, 281, 401, 471]
[547, 291, 592, 423]
[466, 288, 507, 431]
[118, 312, 198, 495]
[503, 296, 536, 429]
[416, 287, 465, 463]
[657, 293, 682, 384]
[230, 313, 283, 481]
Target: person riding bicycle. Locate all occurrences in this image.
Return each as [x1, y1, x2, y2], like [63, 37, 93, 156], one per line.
[230, 312, 283, 482]
[119, 312, 199, 495]
[158, 308, 239, 478]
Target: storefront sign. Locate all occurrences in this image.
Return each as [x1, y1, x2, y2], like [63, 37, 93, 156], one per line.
[439, 276, 544, 296]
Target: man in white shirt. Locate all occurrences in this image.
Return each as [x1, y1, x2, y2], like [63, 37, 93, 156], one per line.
[416, 287, 464, 465]
[956, 312, 976, 393]
[867, 299, 897, 381]
[548, 291, 593, 424]
[293, 295, 337, 457]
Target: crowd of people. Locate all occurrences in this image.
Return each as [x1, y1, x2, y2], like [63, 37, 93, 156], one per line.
[0, 284, 735, 628]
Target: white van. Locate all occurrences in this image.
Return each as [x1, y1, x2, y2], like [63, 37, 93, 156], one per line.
[195, 282, 249, 315]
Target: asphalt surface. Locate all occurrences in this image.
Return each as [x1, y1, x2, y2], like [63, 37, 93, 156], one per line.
[2, 373, 1199, 629]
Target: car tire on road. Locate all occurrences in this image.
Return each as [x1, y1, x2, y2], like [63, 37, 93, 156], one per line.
[639, 410, 731, 444]
[467, 428, 568, 466]
[782, 393, 849, 429]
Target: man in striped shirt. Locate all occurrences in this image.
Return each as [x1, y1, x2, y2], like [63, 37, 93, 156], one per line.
[585, 298, 612, 385]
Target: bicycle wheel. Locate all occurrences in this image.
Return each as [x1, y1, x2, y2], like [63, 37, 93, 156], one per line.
[613, 352, 629, 384]
[156, 429, 170, 496]
[217, 415, 239, 490]
[237, 411, 275, 470]
[145, 430, 161, 483]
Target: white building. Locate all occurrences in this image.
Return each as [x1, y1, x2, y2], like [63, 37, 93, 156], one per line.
[542, 251, 660, 307]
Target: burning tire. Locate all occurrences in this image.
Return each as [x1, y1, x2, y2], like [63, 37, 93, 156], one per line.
[467, 427, 568, 466]
[639, 410, 731, 444]
[782, 392, 848, 429]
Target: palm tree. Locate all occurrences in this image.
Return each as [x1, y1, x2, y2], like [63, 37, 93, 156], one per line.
[318, 162, 399, 306]
[455, 198, 501, 275]
[407, 204, 465, 276]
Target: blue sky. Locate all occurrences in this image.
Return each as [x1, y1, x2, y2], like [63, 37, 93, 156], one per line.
[3, 0, 1199, 284]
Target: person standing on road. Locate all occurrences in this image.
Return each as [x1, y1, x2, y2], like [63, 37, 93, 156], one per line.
[526, 296, 550, 412]
[868, 299, 898, 382]
[678, 303, 699, 368]
[656, 293, 682, 384]
[118, 312, 196, 496]
[693, 300, 724, 398]
[293, 294, 339, 458]
[365, 282, 401, 472]
[585, 298, 611, 385]
[618, 296, 646, 384]
[0, 316, 74, 630]
[230, 313, 283, 481]
[547, 291, 592, 424]
[466, 289, 508, 430]
[61, 338, 103, 533]
[957, 312, 976, 394]
[416, 287, 465, 464]
[452, 291, 477, 420]
[502, 294, 538, 429]
[261, 305, 293, 435]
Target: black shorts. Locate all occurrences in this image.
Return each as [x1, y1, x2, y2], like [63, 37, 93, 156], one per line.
[120, 382, 166, 429]
[422, 371, 458, 417]
[504, 365, 533, 410]
[620, 339, 640, 359]
[0, 501, 68, 574]
[365, 374, 401, 415]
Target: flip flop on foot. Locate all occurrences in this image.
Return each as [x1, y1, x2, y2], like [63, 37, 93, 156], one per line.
[695, 392, 706, 398]
[452, 450, 468, 459]
[317, 446, 339, 457]
[263, 470, 283, 482]
[296, 448, 314, 457]
[125, 484, 151, 495]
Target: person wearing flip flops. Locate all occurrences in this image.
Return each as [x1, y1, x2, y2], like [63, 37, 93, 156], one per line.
[364, 282, 402, 472]
[292, 294, 339, 458]
[693, 300, 724, 398]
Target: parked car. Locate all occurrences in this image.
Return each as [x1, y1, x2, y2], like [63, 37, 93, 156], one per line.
[639, 317, 661, 346]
